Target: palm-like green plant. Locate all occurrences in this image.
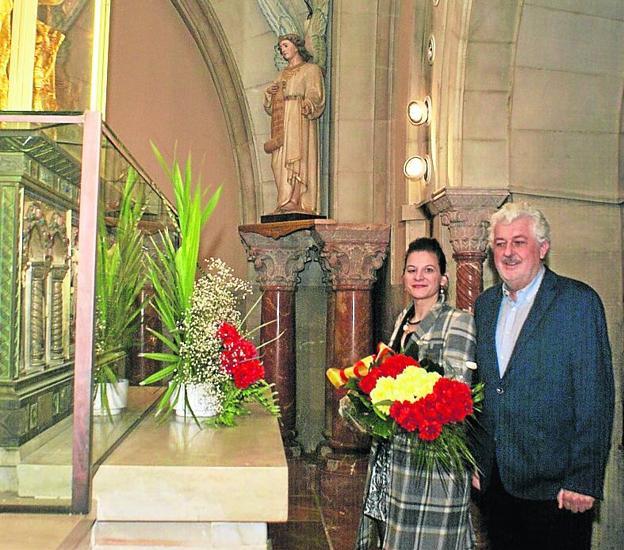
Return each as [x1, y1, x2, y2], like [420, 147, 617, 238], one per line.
[139, 143, 221, 418]
[94, 168, 147, 412]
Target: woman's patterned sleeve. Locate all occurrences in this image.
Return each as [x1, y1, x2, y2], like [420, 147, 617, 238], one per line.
[443, 310, 476, 384]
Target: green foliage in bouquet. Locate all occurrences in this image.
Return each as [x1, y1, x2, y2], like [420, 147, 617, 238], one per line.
[94, 168, 146, 413]
[340, 350, 484, 478]
[139, 143, 221, 420]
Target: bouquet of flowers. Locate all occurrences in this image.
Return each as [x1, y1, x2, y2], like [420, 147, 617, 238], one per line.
[139, 144, 278, 426]
[174, 258, 279, 425]
[327, 344, 482, 476]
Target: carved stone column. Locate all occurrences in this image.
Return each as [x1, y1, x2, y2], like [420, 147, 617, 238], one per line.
[48, 265, 68, 363]
[429, 189, 509, 312]
[316, 223, 390, 550]
[239, 222, 317, 448]
[316, 224, 390, 452]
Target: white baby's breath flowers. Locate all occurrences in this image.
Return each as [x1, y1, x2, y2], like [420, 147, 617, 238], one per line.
[179, 258, 252, 386]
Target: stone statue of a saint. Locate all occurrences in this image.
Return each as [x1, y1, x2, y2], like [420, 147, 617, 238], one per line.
[264, 34, 325, 214]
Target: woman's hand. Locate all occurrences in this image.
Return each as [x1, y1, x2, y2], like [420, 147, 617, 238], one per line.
[268, 83, 279, 94]
[471, 472, 481, 491]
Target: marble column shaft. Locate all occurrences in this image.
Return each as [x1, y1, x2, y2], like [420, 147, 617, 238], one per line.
[239, 225, 316, 442]
[316, 224, 390, 453]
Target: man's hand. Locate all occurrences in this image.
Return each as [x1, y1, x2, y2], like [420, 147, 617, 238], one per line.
[557, 489, 595, 513]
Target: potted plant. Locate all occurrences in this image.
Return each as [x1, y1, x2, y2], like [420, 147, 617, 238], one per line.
[93, 168, 146, 416]
[139, 144, 279, 426]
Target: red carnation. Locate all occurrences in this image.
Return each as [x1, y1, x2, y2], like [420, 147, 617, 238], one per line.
[220, 335, 259, 373]
[359, 369, 383, 394]
[433, 378, 473, 422]
[390, 401, 420, 432]
[359, 354, 418, 395]
[378, 354, 418, 378]
[217, 323, 241, 347]
[418, 421, 443, 441]
[232, 359, 264, 389]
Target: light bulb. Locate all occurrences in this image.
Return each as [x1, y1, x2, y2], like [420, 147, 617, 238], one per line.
[403, 155, 431, 182]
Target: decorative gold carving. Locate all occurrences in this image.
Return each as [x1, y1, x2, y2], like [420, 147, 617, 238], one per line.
[33, 20, 65, 111]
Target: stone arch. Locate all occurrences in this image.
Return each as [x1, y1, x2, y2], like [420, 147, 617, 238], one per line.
[170, 0, 260, 223]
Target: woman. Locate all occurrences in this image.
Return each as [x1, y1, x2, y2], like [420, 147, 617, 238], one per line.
[356, 238, 476, 549]
[263, 34, 325, 214]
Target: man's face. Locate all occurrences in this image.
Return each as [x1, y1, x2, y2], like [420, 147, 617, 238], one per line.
[492, 216, 549, 293]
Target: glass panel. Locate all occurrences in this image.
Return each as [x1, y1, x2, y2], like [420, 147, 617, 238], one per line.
[91, 128, 173, 476]
[0, 116, 81, 509]
[0, 112, 175, 512]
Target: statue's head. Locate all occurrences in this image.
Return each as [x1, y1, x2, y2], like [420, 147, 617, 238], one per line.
[276, 34, 313, 63]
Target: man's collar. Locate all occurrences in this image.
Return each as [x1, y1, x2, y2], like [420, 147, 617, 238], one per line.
[502, 265, 546, 303]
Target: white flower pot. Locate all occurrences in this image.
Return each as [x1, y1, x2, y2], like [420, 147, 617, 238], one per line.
[174, 383, 220, 418]
[93, 379, 129, 416]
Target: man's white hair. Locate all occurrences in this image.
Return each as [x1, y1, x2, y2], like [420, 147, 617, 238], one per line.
[488, 202, 551, 246]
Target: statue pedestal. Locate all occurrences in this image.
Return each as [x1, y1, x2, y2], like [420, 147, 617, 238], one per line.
[260, 212, 327, 224]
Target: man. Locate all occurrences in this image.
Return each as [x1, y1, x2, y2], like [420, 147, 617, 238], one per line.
[472, 202, 614, 550]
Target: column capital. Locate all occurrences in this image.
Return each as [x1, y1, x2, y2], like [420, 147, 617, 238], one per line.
[315, 224, 390, 290]
[428, 188, 509, 255]
[239, 225, 316, 290]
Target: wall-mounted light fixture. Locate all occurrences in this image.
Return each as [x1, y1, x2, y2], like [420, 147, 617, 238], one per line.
[407, 96, 431, 126]
[403, 155, 432, 182]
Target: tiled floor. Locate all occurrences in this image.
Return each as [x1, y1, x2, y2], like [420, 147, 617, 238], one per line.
[269, 455, 332, 550]
[269, 456, 361, 550]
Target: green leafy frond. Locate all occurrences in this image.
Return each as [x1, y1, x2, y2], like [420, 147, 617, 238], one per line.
[140, 144, 222, 403]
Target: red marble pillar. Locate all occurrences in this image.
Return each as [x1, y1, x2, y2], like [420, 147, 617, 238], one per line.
[316, 224, 390, 452]
[429, 189, 509, 312]
[239, 223, 316, 447]
[260, 289, 296, 435]
[316, 223, 390, 550]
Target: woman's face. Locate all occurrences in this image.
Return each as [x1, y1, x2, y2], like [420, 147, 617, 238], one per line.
[403, 250, 447, 303]
[278, 39, 297, 61]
